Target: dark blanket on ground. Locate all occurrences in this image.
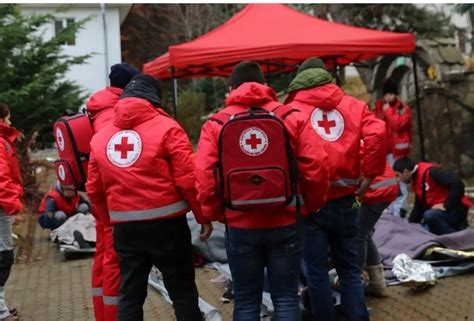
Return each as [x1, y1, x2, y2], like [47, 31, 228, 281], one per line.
[373, 214, 474, 278]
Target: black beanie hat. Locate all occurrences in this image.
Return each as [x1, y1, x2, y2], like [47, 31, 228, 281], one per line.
[109, 63, 140, 89]
[383, 79, 398, 95]
[229, 61, 266, 89]
[297, 57, 326, 74]
[121, 74, 162, 107]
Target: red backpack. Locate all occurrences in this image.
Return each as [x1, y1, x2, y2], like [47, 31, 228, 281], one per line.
[210, 106, 299, 211]
[53, 113, 94, 191]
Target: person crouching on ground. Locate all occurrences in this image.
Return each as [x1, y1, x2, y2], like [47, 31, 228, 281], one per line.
[37, 181, 91, 230]
[393, 156, 472, 235]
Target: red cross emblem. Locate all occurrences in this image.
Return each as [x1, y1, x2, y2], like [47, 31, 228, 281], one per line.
[311, 109, 345, 142]
[58, 164, 66, 181]
[318, 114, 336, 135]
[114, 136, 135, 159]
[56, 128, 65, 151]
[107, 130, 142, 168]
[245, 134, 262, 150]
[240, 127, 268, 156]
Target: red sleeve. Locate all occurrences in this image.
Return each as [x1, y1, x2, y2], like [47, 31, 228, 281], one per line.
[374, 100, 385, 120]
[194, 120, 224, 223]
[0, 143, 23, 215]
[86, 150, 107, 207]
[384, 104, 412, 132]
[162, 125, 209, 224]
[85, 150, 110, 222]
[360, 105, 387, 178]
[288, 113, 330, 213]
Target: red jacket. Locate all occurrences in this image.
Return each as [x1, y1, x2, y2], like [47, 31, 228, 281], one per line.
[375, 99, 412, 158]
[0, 123, 23, 215]
[361, 161, 399, 205]
[86, 87, 122, 224]
[413, 162, 472, 209]
[286, 84, 387, 201]
[38, 189, 81, 217]
[195, 82, 330, 229]
[86, 87, 123, 133]
[86, 97, 207, 225]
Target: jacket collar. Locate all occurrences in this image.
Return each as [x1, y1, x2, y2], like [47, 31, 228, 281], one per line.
[113, 97, 169, 129]
[0, 122, 19, 145]
[224, 82, 279, 112]
[291, 83, 344, 111]
[86, 87, 123, 116]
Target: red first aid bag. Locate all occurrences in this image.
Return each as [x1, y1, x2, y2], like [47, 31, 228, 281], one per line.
[54, 159, 76, 186]
[211, 106, 298, 211]
[53, 113, 93, 191]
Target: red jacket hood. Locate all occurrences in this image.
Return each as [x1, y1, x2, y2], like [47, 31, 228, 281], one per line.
[225, 82, 278, 107]
[291, 83, 344, 111]
[114, 97, 169, 129]
[0, 123, 19, 145]
[86, 87, 123, 116]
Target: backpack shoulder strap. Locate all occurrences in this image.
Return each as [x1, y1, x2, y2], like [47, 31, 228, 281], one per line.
[421, 167, 430, 208]
[208, 112, 231, 125]
[272, 104, 299, 120]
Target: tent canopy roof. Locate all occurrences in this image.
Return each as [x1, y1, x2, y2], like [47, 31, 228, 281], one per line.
[143, 4, 415, 79]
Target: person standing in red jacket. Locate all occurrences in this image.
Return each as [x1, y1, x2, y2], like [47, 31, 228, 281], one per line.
[0, 103, 23, 321]
[285, 57, 386, 321]
[393, 157, 472, 235]
[374, 79, 412, 217]
[357, 160, 398, 298]
[87, 74, 212, 321]
[86, 63, 139, 321]
[195, 61, 329, 321]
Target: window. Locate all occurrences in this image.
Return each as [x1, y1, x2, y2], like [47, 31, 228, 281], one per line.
[54, 18, 76, 46]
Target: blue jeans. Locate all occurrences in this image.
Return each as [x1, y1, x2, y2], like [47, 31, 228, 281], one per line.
[38, 211, 67, 230]
[303, 196, 369, 321]
[387, 154, 408, 216]
[423, 206, 468, 235]
[226, 224, 303, 321]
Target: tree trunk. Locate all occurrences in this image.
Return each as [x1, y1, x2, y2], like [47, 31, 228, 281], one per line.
[16, 131, 41, 207]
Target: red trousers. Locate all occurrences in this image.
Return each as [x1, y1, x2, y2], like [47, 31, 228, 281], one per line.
[92, 206, 120, 321]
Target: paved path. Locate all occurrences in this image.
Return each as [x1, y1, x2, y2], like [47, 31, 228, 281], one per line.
[6, 216, 234, 321]
[5, 205, 474, 321]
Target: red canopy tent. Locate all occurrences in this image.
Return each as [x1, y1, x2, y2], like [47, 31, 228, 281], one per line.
[143, 4, 415, 79]
[143, 4, 425, 159]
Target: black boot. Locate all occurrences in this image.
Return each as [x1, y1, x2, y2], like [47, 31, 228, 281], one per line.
[73, 230, 91, 249]
[400, 208, 407, 218]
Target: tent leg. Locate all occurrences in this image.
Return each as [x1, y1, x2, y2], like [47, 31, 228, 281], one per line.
[411, 53, 426, 161]
[171, 66, 178, 120]
[334, 59, 341, 86]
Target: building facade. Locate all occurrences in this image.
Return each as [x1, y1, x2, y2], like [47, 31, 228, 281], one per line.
[20, 4, 131, 97]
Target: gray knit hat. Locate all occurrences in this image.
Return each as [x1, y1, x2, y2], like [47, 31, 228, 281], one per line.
[297, 57, 326, 74]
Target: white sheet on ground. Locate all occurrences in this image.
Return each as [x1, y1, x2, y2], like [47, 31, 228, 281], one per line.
[187, 212, 227, 263]
[50, 213, 96, 245]
[148, 267, 222, 321]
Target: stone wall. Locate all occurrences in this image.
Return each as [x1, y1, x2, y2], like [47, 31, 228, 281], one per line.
[409, 72, 474, 178]
[372, 39, 474, 179]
